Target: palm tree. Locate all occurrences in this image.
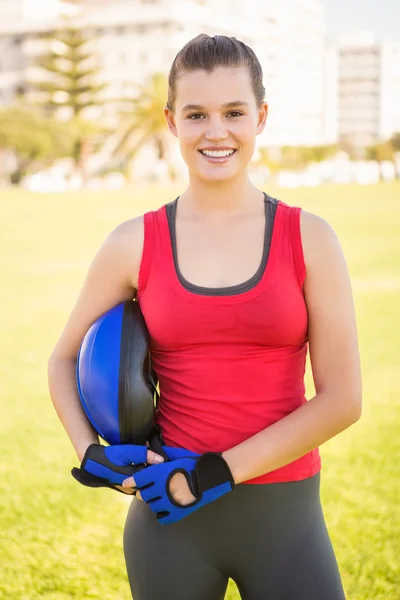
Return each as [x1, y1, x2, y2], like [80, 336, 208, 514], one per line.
[106, 73, 175, 180]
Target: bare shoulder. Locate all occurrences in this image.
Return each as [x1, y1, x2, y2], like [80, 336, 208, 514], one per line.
[299, 210, 345, 274]
[299, 210, 338, 247]
[48, 214, 145, 362]
[111, 214, 145, 290]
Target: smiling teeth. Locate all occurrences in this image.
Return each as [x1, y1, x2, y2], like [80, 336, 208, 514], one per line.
[201, 149, 235, 157]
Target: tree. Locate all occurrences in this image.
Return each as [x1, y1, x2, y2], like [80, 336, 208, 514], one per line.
[31, 14, 106, 182]
[254, 147, 280, 173]
[33, 16, 106, 118]
[280, 146, 310, 169]
[309, 144, 338, 162]
[390, 132, 400, 152]
[366, 142, 394, 162]
[108, 73, 174, 179]
[0, 105, 75, 183]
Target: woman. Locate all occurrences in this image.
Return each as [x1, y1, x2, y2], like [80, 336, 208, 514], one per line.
[48, 34, 362, 600]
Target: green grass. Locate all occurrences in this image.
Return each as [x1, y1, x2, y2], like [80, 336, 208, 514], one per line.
[0, 183, 399, 599]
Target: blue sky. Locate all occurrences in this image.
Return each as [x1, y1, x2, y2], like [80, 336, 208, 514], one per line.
[326, 0, 400, 42]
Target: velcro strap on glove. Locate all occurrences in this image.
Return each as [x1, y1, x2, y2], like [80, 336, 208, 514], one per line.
[191, 452, 235, 497]
[147, 425, 169, 462]
[176, 452, 235, 502]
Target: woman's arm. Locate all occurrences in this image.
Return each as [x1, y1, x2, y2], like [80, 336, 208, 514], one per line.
[48, 358, 99, 462]
[48, 218, 144, 462]
[222, 211, 362, 484]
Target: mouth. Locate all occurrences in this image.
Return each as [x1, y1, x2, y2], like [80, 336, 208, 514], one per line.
[198, 149, 237, 163]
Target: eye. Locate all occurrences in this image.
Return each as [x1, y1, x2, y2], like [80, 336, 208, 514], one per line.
[187, 113, 205, 120]
[187, 111, 244, 120]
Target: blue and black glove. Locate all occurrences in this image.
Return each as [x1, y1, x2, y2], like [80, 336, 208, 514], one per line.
[71, 443, 151, 494]
[133, 452, 235, 524]
[71, 443, 198, 494]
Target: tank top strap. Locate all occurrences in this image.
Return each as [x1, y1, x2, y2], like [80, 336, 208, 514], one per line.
[137, 210, 155, 300]
[276, 201, 306, 288]
[137, 202, 176, 300]
[290, 205, 306, 287]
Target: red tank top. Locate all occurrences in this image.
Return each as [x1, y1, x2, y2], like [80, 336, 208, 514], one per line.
[137, 194, 321, 484]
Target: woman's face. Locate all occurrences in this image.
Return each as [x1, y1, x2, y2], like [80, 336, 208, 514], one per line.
[164, 66, 268, 183]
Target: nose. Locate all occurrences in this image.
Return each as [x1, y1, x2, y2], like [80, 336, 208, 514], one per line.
[204, 116, 228, 141]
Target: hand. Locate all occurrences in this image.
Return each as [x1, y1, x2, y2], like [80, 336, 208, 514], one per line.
[167, 471, 197, 505]
[114, 447, 168, 495]
[71, 443, 164, 494]
[121, 445, 200, 501]
[125, 452, 235, 524]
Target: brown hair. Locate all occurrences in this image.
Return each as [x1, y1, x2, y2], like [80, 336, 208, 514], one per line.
[166, 33, 266, 112]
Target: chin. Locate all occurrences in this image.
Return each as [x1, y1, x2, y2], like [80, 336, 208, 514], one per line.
[198, 171, 238, 184]
[210, 169, 244, 182]
[193, 164, 242, 181]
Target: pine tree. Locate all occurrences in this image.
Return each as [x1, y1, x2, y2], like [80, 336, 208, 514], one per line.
[31, 11, 107, 183]
[33, 16, 106, 118]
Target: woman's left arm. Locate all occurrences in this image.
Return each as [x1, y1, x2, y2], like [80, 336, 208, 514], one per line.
[222, 211, 363, 484]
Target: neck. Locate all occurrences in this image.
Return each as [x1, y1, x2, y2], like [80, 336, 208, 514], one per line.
[180, 172, 263, 217]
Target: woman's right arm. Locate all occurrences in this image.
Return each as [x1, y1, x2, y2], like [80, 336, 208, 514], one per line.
[47, 217, 144, 462]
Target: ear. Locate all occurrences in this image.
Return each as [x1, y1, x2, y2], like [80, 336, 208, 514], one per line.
[256, 102, 268, 135]
[164, 106, 178, 138]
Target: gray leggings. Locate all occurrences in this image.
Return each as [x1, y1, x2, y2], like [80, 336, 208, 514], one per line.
[123, 472, 346, 600]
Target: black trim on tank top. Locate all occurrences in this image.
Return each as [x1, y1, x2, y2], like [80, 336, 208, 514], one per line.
[165, 192, 278, 296]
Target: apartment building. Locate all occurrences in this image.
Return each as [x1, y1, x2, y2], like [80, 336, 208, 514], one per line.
[0, 0, 334, 147]
[339, 36, 400, 146]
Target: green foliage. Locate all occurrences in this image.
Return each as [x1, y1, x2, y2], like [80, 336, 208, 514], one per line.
[309, 144, 338, 162]
[0, 104, 75, 182]
[254, 147, 280, 173]
[129, 73, 169, 145]
[0, 104, 103, 182]
[280, 145, 310, 168]
[33, 15, 106, 118]
[257, 145, 339, 171]
[366, 142, 395, 162]
[110, 73, 170, 170]
[27, 12, 106, 178]
[67, 116, 100, 161]
[390, 132, 400, 151]
[343, 132, 400, 162]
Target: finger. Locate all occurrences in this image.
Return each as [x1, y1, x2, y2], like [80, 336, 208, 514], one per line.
[146, 449, 164, 465]
[135, 490, 143, 501]
[104, 445, 147, 466]
[122, 475, 136, 489]
[114, 484, 136, 495]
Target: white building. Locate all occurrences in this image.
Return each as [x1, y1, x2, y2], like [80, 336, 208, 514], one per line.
[253, 0, 332, 146]
[323, 43, 339, 144]
[338, 33, 400, 146]
[0, 0, 334, 148]
[0, 0, 61, 21]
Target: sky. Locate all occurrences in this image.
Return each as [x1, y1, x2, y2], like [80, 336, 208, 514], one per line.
[326, 0, 400, 43]
[0, 0, 399, 43]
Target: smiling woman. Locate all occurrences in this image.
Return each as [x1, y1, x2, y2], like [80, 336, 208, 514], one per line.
[163, 40, 267, 185]
[48, 33, 361, 600]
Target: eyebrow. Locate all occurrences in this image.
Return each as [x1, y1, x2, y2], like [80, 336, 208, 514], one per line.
[181, 101, 249, 112]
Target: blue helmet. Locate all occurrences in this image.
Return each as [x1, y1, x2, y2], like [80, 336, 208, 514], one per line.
[76, 301, 158, 446]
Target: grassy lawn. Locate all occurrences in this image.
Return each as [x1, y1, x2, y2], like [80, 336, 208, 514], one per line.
[0, 182, 399, 599]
